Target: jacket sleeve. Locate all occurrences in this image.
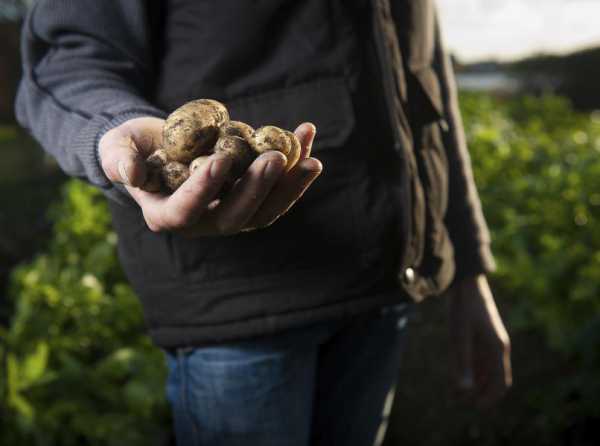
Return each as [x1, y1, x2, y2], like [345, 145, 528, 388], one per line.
[15, 0, 167, 205]
[431, 12, 497, 280]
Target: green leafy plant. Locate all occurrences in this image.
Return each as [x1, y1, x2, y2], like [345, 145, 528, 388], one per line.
[1, 93, 599, 445]
[1, 181, 169, 446]
[463, 92, 600, 433]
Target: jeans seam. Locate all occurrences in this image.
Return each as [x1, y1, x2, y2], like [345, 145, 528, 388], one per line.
[178, 349, 201, 445]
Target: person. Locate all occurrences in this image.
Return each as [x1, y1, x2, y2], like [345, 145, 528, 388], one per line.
[16, 0, 512, 445]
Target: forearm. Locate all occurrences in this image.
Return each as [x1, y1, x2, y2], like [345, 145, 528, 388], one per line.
[15, 0, 166, 204]
[431, 13, 496, 279]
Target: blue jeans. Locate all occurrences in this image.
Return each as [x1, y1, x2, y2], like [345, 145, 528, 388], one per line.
[163, 303, 413, 446]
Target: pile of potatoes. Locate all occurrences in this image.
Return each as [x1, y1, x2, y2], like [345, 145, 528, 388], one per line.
[143, 99, 301, 193]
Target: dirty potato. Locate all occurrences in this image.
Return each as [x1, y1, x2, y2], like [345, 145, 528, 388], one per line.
[163, 99, 229, 163]
[161, 161, 190, 191]
[251, 125, 300, 171]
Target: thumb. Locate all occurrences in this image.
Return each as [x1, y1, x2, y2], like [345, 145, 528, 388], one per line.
[99, 130, 148, 188]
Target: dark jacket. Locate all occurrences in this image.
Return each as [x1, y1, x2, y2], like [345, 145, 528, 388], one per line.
[15, 0, 495, 347]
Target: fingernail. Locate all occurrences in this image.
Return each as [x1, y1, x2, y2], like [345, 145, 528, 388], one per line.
[118, 160, 131, 185]
[306, 123, 317, 152]
[210, 157, 231, 179]
[263, 159, 284, 181]
[207, 199, 221, 211]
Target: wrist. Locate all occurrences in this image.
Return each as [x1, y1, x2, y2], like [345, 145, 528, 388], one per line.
[451, 273, 482, 295]
[449, 274, 495, 311]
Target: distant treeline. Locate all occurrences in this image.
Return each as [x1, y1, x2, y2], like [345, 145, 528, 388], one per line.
[458, 46, 600, 112]
[510, 47, 600, 111]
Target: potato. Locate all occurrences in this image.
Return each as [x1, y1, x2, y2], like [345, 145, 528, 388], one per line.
[214, 135, 257, 182]
[220, 120, 254, 141]
[143, 148, 169, 192]
[252, 126, 290, 155]
[251, 126, 300, 171]
[147, 148, 169, 166]
[163, 99, 229, 163]
[283, 130, 301, 171]
[162, 161, 190, 191]
[141, 99, 305, 196]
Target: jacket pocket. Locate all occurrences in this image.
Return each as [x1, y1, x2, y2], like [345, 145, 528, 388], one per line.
[225, 77, 356, 152]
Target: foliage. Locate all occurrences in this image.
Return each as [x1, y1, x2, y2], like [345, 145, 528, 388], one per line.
[0, 127, 65, 310]
[0, 181, 169, 446]
[462, 92, 600, 433]
[0, 0, 32, 22]
[1, 93, 600, 444]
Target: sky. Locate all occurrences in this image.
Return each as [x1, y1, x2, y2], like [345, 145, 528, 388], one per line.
[436, 0, 600, 62]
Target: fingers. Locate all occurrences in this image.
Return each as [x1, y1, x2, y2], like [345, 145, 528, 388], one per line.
[122, 117, 164, 157]
[450, 316, 512, 409]
[127, 154, 232, 231]
[211, 151, 287, 234]
[118, 120, 317, 236]
[243, 123, 320, 229]
[247, 157, 323, 229]
[294, 122, 316, 159]
[99, 117, 165, 188]
[474, 364, 508, 409]
[474, 338, 512, 409]
[165, 155, 232, 229]
[473, 279, 512, 407]
[100, 133, 148, 188]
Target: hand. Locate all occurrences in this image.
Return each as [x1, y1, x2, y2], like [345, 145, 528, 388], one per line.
[447, 274, 512, 408]
[98, 117, 322, 236]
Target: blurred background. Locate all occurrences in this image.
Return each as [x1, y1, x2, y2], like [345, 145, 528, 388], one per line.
[1, 0, 599, 445]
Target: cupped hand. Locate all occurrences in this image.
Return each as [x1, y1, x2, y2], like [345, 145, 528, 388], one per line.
[447, 274, 512, 409]
[98, 117, 322, 236]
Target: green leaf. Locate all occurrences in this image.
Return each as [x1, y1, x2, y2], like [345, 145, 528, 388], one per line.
[9, 393, 34, 422]
[21, 342, 49, 387]
[6, 353, 19, 398]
